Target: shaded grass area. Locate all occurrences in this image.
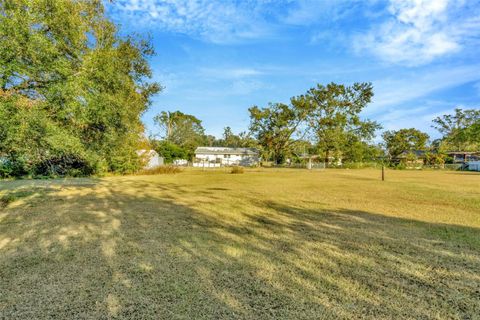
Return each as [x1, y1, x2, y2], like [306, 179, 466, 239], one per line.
[0, 169, 479, 319]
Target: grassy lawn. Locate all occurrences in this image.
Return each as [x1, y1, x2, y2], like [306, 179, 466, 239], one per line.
[1, 168, 479, 319]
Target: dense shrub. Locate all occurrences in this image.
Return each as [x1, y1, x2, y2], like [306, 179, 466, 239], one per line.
[231, 166, 244, 174]
[151, 140, 188, 164]
[391, 163, 407, 170]
[0, 157, 28, 178]
[32, 154, 95, 177]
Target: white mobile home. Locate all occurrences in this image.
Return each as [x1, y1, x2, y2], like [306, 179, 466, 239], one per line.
[466, 161, 480, 171]
[194, 147, 259, 167]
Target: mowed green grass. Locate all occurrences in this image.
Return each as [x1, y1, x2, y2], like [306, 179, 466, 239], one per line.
[1, 168, 479, 319]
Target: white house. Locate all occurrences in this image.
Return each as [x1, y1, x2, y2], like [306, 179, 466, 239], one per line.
[137, 150, 164, 169]
[466, 161, 480, 171]
[193, 147, 260, 167]
[173, 159, 188, 166]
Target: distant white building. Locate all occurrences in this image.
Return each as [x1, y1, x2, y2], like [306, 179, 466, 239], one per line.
[137, 150, 164, 169]
[467, 161, 480, 171]
[193, 147, 260, 167]
[173, 159, 188, 166]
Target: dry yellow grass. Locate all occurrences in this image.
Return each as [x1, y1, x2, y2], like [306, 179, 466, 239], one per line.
[1, 168, 479, 319]
[137, 165, 183, 175]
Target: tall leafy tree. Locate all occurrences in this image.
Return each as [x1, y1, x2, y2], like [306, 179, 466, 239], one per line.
[237, 131, 258, 148]
[249, 102, 309, 164]
[303, 82, 381, 163]
[219, 127, 256, 148]
[382, 128, 430, 160]
[153, 111, 183, 141]
[153, 110, 206, 157]
[222, 126, 240, 147]
[467, 121, 480, 142]
[0, 0, 160, 176]
[432, 108, 480, 151]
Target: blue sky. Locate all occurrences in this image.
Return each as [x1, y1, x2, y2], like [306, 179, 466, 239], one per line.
[106, 0, 480, 140]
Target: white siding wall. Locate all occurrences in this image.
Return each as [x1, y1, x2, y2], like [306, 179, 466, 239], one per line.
[194, 153, 258, 166]
[468, 161, 480, 171]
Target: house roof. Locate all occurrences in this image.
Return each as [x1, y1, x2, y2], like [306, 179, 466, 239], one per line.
[446, 151, 480, 155]
[195, 147, 259, 155]
[396, 150, 427, 158]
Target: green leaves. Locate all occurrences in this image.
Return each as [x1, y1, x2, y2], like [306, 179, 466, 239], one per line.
[249, 102, 306, 164]
[153, 111, 207, 158]
[0, 0, 160, 176]
[432, 108, 480, 151]
[382, 128, 430, 159]
[249, 82, 381, 164]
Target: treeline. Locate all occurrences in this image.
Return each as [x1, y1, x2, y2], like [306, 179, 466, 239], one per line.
[152, 84, 479, 167]
[1, 1, 478, 178]
[0, 0, 160, 177]
[150, 111, 257, 163]
[151, 83, 382, 164]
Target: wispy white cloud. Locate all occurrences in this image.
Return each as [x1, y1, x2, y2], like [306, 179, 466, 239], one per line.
[197, 66, 270, 95]
[354, 0, 480, 66]
[368, 64, 480, 114]
[230, 79, 270, 95]
[375, 106, 429, 123]
[283, 0, 365, 26]
[198, 67, 265, 79]
[107, 0, 277, 43]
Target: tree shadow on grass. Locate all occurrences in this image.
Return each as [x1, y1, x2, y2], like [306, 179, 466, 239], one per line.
[0, 178, 479, 319]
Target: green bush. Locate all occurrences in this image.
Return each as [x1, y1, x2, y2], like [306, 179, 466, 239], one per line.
[152, 141, 188, 164]
[0, 157, 29, 178]
[392, 162, 407, 170]
[32, 154, 95, 178]
[0, 161, 13, 178]
[231, 166, 244, 174]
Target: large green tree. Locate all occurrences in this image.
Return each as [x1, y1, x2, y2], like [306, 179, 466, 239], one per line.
[0, 0, 159, 176]
[218, 127, 257, 148]
[303, 83, 381, 163]
[432, 108, 480, 151]
[153, 110, 206, 158]
[382, 128, 430, 160]
[249, 102, 309, 164]
[222, 127, 240, 147]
